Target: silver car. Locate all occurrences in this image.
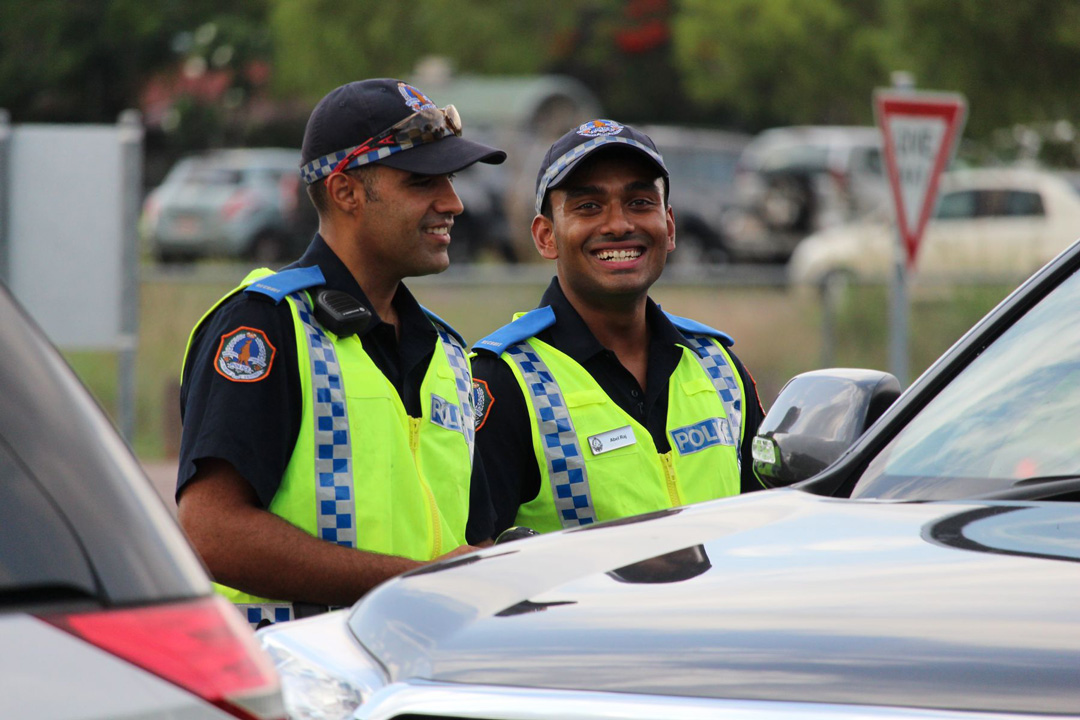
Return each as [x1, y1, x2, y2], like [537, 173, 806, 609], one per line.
[258, 234, 1080, 719]
[0, 280, 286, 719]
[141, 148, 314, 263]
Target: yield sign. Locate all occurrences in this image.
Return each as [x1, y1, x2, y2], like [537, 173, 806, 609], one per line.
[874, 90, 967, 268]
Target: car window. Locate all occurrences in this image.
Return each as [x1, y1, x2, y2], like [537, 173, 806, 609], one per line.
[0, 439, 97, 602]
[184, 166, 242, 186]
[935, 190, 978, 219]
[852, 267, 1080, 499]
[991, 190, 1045, 217]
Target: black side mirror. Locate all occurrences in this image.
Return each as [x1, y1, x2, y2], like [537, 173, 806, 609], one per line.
[753, 369, 900, 488]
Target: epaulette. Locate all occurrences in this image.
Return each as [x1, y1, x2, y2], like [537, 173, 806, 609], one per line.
[244, 266, 326, 304]
[421, 306, 465, 346]
[664, 311, 734, 347]
[472, 306, 556, 355]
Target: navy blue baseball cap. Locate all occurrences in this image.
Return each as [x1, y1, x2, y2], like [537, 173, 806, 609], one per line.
[534, 119, 669, 214]
[300, 78, 506, 185]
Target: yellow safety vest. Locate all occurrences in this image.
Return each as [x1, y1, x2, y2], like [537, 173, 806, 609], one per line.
[182, 266, 475, 626]
[476, 307, 747, 534]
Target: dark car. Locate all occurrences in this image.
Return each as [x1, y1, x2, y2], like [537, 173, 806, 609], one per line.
[0, 281, 285, 719]
[257, 235, 1080, 719]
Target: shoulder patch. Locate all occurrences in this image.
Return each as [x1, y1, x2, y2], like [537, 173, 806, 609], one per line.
[472, 378, 495, 431]
[664, 311, 734, 347]
[244, 266, 326, 304]
[472, 306, 556, 355]
[215, 326, 276, 382]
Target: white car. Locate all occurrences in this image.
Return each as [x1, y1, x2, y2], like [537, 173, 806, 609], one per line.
[789, 167, 1080, 287]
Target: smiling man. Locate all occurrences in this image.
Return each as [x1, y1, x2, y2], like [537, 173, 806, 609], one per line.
[176, 79, 505, 627]
[471, 120, 764, 537]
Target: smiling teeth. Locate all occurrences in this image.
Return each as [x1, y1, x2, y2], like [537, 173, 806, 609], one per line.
[428, 227, 449, 235]
[596, 248, 642, 261]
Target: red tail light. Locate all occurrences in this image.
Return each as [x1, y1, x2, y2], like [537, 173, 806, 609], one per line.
[43, 596, 284, 720]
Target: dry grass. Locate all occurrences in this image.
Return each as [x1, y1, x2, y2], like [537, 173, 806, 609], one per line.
[64, 266, 1016, 462]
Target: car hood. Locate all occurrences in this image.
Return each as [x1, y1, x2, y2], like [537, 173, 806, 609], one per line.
[350, 490, 1080, 714]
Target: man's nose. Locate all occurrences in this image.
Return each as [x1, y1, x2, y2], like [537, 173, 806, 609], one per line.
[434, 176, 464, 216]
[599, 204, 634, 236]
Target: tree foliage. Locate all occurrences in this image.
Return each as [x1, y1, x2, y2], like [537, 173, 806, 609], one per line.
[671, 0, 894, 129]
[267, 0, 581, 102]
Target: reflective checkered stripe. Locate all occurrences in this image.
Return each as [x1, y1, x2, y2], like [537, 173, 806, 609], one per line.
[681, 332, 743, 470]
[237, 603, 293, 628]
[301, 125, 439, 184]
[292, 291, 357, 548]
[505, 342, 596, 528]
[535, 136, 665, 214]
[434, 325, 475, 462]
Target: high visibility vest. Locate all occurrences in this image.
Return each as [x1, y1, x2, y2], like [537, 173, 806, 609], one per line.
[182, 266, 475, 626]
[474, 307, 747, 534]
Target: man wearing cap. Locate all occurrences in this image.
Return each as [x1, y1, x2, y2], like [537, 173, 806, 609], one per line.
[470, 119, 764, 537]
[176, 79, 505, 627]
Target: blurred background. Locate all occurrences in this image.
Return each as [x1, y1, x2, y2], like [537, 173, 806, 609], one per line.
[3, 0, 1080, 475]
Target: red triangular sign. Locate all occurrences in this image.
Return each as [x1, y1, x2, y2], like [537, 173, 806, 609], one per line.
[874, 90, 967, 269]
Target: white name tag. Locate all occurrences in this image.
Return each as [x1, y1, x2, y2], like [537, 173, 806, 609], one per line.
[587, 425, 636, 455]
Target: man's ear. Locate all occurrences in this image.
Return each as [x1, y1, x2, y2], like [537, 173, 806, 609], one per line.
[326, 173, 360, 214]
[666, 205, 676, 253]
[532, 214, 559, 260]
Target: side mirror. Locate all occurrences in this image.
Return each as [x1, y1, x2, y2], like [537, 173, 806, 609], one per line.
[752, 369, 900, 488]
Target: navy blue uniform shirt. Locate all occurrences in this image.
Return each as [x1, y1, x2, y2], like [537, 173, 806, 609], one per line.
[471, 277, 764, 537]
[178, 235, 495, 544]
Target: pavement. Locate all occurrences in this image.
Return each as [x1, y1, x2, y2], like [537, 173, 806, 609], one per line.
[141, 459, 179, 516]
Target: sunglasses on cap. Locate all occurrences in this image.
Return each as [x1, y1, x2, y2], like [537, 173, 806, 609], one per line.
[313, 105, 463, 186]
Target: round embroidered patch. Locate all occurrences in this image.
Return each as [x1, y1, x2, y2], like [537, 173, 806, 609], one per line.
[398, 82, 436, 112]
[215, 326, 276, 382]
[472, 378, 494, 431]
[576, 119, 624, 137]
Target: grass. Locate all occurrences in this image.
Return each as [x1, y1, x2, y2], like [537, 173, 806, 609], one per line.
[62, 266, 1019, 463]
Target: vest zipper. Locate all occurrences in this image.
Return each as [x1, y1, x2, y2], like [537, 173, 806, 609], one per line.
[410, 416, 443, 557]
[660, 452, 681, 507]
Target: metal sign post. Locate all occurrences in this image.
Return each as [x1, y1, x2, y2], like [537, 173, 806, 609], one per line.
[874, 89, 967, 386]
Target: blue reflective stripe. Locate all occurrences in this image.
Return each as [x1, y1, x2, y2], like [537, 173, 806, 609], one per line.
[664, 311, 733, 347]
[434, 325, 475, 462]
[506, 342, 595, 528]
[238, 603, 294, 629]
[244, 266, 326, 303]
[472, 306, 556, 356]
[292, 291, 356, 548]
[681, 332, 743, 470]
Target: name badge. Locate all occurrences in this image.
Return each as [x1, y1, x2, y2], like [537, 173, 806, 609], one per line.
[430, 394, 463, 432]
[587, 425, 636, 455]
[671, 417, 733, 456]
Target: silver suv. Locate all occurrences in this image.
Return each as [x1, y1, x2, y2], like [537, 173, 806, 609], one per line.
[725, 125, 887, 261]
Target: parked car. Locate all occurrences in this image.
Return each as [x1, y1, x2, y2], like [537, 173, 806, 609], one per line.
[725, 125, 887, 262]
[641, 124, 752, 264]
[140, 148, 315, 263]
[256, 235, 1080, 718]
[0, 280, 285, 719]
[789, 166, 1080, 288]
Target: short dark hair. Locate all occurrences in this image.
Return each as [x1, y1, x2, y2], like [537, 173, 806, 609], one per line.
[306, 166, 380, 215]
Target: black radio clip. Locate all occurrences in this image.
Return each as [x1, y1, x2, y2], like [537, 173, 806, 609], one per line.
[313, 289, 372, 338]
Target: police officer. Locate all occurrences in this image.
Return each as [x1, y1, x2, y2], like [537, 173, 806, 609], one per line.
[176, 79, 505, 626]
[471, 119, 764, 537]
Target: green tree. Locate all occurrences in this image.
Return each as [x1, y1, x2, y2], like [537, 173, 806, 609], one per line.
[267, 0, 580, 102]
[888, 0, 1080, 138]
[0, 0, 269, 123]
[671, 0, 894, 130]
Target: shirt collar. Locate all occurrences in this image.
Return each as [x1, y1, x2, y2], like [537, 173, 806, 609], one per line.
[537, 277, 691, 363]
[292, 234, 433, 341]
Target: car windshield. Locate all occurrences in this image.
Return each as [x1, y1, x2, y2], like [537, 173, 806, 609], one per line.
[852, 267, 1080, 499]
